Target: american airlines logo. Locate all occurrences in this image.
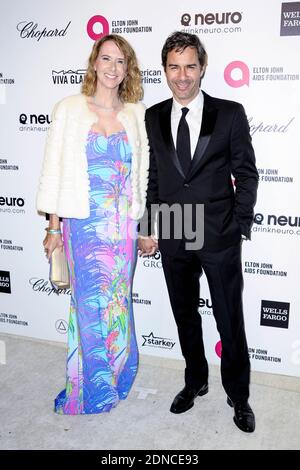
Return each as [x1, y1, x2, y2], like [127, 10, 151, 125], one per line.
[52, 69, 86, 85]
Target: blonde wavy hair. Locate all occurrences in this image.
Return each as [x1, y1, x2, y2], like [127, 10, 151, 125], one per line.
[82, 34, 143, 103]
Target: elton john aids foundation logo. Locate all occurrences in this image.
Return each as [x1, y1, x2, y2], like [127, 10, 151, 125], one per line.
[87, 15, 109, 40]
[215, 340, 222, 358]
[224, 61, 250, 87]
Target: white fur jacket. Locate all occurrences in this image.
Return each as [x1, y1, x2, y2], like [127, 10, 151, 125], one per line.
[36, 94, 149, 220]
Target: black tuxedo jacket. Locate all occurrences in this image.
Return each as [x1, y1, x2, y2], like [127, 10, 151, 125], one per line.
[142, 91, 259, 254]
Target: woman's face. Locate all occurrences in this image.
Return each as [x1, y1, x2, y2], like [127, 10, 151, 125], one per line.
[94, 40, 127, 91]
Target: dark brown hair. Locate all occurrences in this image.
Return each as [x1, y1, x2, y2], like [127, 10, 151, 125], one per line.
[161, 31, 207, 70]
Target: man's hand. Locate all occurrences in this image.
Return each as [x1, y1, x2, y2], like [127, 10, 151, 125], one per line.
[138, 236, 158, 257]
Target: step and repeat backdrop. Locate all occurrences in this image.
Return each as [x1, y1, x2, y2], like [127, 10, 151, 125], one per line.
[1, 0, 299, 377]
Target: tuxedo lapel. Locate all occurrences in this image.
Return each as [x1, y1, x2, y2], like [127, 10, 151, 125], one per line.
[187, 95, 218, 179]
[157, 94, 218, 180]
[159, 100, 185, 178]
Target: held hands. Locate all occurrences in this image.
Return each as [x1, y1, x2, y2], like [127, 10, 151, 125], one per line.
[138, 235, 158, 257]
[43, 231, 63, 260]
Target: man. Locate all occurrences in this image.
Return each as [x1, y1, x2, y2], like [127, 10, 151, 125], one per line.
[138, 32, 259, 433]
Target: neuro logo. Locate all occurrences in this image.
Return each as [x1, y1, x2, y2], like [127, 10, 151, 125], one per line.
[19, 113, 51, 125]
[87, 15, 109, 40]
[181, 13, 191, 26]
[254, 212, 300, 227]
[0, 196, 25, 214]
[254, 213, 264, 225]
[181, 11, 242, 27]
[224, 61, 250, 88]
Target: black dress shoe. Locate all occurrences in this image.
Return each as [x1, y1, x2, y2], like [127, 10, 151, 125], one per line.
[227, 397, 255, 433]
[170, 383, 208, 414]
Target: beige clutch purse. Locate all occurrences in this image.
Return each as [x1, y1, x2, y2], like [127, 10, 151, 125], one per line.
[50, 247, 70, 289]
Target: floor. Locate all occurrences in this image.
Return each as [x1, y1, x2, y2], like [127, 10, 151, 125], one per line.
[0, 333, 299, 450]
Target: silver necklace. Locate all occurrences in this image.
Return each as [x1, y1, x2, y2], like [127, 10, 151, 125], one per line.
[92, 96, 118, 112]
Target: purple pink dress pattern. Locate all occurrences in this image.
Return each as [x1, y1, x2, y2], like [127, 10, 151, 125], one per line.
[55, 130, 138, 414]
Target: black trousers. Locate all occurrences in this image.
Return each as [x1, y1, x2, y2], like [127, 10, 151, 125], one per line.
[161, 241, 250, 402]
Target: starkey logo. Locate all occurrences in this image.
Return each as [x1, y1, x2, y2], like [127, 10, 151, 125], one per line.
[141, 332, 175, 350]
[224, 61, 250, 88]
[87, 15, 109, 40]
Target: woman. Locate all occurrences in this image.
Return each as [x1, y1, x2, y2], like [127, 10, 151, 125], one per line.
[36, 35, 149, 414]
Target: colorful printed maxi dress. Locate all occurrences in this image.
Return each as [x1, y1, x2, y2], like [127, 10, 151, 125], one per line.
[55, 130, 138, 414]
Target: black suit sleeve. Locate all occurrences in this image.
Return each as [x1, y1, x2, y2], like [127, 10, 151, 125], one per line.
[139, 111, 160, 237]
[230, 104, 259, 239]
[45, 213, 62, 222]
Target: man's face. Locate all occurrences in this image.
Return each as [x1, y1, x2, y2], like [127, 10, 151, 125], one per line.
[165, 46, 205, 105]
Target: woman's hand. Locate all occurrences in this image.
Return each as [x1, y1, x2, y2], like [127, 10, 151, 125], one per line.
[138, 235, 158, 257]
[43, 233, 63, 260]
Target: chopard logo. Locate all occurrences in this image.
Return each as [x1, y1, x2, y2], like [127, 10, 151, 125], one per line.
[248, 117, 295, 136]
[29, 278, 71, 296]
[16, 20, 71, 41]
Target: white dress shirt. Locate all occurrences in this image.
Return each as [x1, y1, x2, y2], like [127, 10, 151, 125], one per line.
[171, 90, 204, 158]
